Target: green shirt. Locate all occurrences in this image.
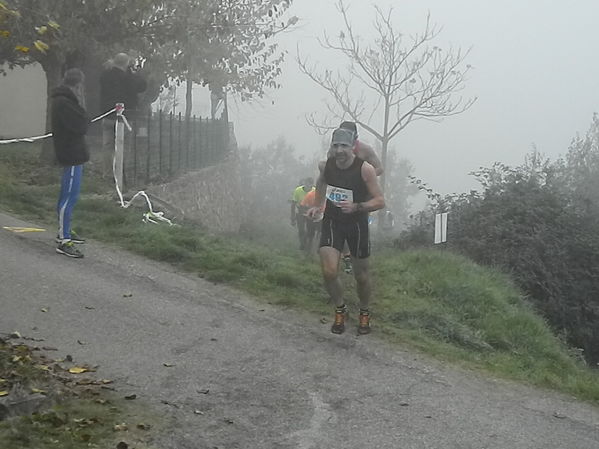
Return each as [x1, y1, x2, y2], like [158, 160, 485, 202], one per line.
[292, 186, 313, 204]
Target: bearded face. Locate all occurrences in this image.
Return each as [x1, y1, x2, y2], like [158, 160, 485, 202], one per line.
[332, 143, 353, 165]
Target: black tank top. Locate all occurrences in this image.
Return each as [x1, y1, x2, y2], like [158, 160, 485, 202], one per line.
[323, 157, 369, 222]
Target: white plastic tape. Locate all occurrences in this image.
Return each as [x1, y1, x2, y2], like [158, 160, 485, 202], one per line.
[1, 106, 173, 225]
[0, 108, 116, 145]
[111, 112, 173, 226]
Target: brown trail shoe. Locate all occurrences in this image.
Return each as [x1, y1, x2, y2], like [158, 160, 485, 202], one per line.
[357, 310, 371, 335]
[331, 305, 348, 334]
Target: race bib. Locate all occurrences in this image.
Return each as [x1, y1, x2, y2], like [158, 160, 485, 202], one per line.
[326, 185, 354, 206]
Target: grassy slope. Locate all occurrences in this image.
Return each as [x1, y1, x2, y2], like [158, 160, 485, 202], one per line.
[1, 144, 598, 403]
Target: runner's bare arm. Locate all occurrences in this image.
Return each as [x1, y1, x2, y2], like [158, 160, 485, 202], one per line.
[356, 141, 383, 176]
[307, 161, 327, 218]
[357, 162, 385, 212]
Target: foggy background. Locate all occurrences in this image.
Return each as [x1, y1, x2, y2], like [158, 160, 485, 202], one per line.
[227, 0, 599, 196]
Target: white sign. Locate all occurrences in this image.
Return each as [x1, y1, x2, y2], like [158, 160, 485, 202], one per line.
[434, 212, 448, 244]
[325, 185, 353, 206]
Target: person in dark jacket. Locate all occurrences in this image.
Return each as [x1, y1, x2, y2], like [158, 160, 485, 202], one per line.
[99, 53, 147, 178]
[51, 68, 89, 258]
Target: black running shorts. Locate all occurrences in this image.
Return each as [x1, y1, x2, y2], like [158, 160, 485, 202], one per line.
[319, 217, 370, 259]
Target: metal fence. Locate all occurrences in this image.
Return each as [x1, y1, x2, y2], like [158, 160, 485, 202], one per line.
[113, 111, 231, 188]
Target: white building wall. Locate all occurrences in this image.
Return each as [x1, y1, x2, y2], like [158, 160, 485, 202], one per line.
[0, 63, 46, 138]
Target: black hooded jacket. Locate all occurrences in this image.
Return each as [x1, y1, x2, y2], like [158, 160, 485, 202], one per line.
[99, 66, 147, 114]
[50, 85, 89, 167]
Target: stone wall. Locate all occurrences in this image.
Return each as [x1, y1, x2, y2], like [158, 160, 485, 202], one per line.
[147, 155, 245, 233]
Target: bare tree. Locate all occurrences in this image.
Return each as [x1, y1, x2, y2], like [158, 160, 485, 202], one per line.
[298, 0, 476, 191]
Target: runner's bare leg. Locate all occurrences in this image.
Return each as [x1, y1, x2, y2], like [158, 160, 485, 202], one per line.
[319, 246, 344, 306]
[351, 257, 371, 310]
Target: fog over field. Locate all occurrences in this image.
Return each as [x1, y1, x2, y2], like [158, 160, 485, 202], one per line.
[231, 0, 599, 195]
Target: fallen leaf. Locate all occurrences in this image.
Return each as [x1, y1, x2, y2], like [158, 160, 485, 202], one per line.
[40, 308, 48, 313]
[113, 423, 128, 431]
[161, 399, 179, 408]
[553, 412, 567, 419]
[23, 336, 44, 342]
[77, 340, 87, 346]
[320, 317, 328, 324]
[163, 362, 175, 367]
[30, 388, 47, 395]
[12, 355, 22, 363]
[0, 378, 6, 384]
[197, 389, 210, 395]
[69, 367, 89, 374]
[36, 365, 50, 371]
[100, 379, 113, 384]
[124, 394, 137, 400]
[137, 423, 151, 430]
[9, 331, 21, 339]
[194, 410, 204, 415]
[0, 391, 9, 397]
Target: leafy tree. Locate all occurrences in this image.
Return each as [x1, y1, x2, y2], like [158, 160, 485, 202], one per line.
[1, 1, 297, 161]
[154, 0, 296, 121]
[401, 137, 599, 364]
[374, 144, 418, 229]
[0, 0, 58, 60]
[0, 0, 169, 159]
[298, 0, 475, 192]
[239, 136, 316, 223]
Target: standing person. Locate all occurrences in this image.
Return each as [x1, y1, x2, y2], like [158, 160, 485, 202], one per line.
[99, 53, 147, 178]
[308, 128, 385, 335]
[290, 178, 315, 250]
[51, 68, 90, 258]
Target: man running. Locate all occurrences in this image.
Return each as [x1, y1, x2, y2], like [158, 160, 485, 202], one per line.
[326, 121, 383, 273]
[308, 127, 385, 335]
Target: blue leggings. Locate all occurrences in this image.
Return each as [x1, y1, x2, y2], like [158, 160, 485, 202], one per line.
[57, 165, 83, 241]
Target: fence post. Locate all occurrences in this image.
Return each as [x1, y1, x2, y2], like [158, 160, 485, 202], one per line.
[132, 117, 138, 187]
[146, 110, 151, 184]
[197, 117, 202, 169]
[158, 110, 163, 178]
[192, 115, 197, 169]
[169, 112, 174, 177]
[177, 112, 182, 173]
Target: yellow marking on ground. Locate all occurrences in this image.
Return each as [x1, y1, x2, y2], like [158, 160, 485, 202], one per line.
[2, 226, 46, 233]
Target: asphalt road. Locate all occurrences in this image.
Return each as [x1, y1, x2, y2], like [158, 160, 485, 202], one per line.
[1, 211, 598, 449]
